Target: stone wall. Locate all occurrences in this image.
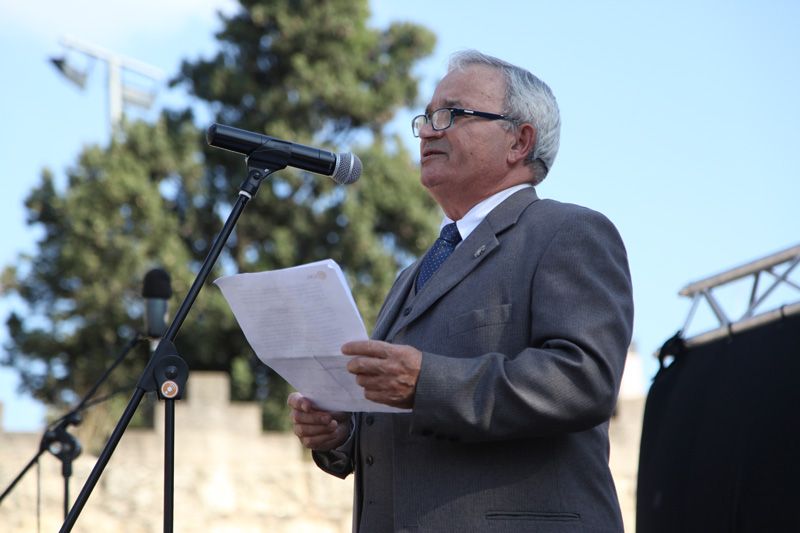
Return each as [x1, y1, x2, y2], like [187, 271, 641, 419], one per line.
[1, 368, 645, 532]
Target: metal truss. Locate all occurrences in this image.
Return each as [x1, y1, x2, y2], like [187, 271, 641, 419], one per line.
[679, 243, 800, 346]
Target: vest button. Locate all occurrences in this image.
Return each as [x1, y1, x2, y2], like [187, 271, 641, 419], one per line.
[366, 455, 374, 466]
[365, 415, 375, 426]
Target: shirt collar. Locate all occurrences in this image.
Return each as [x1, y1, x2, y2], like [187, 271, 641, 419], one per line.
[442, 184, 533, 241]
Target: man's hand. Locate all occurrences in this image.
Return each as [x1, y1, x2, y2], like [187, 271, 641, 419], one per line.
[287, 392, 351, 451]
[342, 340, 422, 409]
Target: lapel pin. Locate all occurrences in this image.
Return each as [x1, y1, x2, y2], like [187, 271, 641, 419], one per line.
[473, 245, 487, 258]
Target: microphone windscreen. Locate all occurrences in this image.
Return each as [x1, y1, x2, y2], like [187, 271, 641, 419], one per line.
[332, 152, 362, 185]
[142, 269, 173, 299]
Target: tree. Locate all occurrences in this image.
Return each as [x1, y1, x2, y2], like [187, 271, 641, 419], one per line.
[1, 118, 242, 447]
[173, 0, 438, 312]
[2, 0, 437, 440]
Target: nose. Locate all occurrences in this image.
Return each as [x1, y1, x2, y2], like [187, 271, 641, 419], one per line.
[418, 122, 443, 139]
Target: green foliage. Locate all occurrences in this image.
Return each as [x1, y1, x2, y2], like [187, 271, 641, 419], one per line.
[3, 0, 437, 435]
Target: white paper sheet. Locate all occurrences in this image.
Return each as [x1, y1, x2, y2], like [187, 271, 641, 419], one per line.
[214, 259, 408, 413]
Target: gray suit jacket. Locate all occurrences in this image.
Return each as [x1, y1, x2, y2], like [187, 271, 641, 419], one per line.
[315, 188, 634, 532]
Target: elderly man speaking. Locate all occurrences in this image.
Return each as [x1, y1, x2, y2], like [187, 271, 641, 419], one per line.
[289, 49, 634, 533]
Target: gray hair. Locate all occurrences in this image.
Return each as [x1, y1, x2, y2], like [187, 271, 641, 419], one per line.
[448, 50, 561, 184]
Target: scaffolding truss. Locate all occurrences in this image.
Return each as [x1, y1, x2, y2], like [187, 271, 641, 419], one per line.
[679, 243, 800, 347]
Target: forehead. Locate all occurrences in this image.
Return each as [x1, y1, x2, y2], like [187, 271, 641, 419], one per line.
[427, 64, 505, 111]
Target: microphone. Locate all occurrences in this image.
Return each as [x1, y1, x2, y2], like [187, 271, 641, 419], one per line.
[206, 123, 361, 185]
[142, 269, 172, 339]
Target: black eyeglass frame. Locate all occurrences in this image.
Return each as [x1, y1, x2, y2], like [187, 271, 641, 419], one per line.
[411, 107, 514, 137]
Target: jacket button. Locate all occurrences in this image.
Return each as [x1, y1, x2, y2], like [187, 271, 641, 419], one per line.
[366, 455, 374, 466]
[402, 306, 412, 316]
[365, 415, 374, 426]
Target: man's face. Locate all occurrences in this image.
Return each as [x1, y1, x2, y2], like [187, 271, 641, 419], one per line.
[419, 64, 515, 217]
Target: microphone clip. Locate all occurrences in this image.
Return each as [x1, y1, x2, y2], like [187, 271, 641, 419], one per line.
[239, 143, 292, 197]
[136, 339, 189, 400]
[246, 140, 292, 172]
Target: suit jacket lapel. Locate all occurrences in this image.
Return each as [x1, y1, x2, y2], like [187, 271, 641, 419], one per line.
[381, 187, 540, 339]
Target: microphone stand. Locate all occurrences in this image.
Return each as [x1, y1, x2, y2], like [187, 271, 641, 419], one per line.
[61, 149, 288, 532]
[47, 417, 82, 520]
[0, 335, 144, 520]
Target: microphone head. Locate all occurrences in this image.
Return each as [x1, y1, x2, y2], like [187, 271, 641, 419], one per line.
[142, 268, 172, 299]
[332, 152, 362, 185]
[142, 269, 171, 339]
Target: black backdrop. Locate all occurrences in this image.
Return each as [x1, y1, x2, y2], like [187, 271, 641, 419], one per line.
[637, 312, 800, 532]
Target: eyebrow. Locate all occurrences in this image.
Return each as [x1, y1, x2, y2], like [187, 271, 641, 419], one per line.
[425, 98, 462, 115]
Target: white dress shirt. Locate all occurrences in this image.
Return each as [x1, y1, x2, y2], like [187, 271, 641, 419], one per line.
[442, 184, 533, 242]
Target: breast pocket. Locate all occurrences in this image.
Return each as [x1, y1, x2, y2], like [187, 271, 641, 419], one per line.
[447, 304, 512, 337]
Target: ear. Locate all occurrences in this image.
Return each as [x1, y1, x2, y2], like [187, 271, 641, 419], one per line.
[507, 123, 536, 166]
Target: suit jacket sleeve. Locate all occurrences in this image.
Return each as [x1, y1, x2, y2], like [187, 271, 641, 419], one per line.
[410, 207, 634, 442]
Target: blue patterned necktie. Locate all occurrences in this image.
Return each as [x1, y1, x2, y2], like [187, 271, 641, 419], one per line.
[416, 222, 462, 292]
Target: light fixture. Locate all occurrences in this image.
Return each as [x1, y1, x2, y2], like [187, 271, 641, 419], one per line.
[49, 56, 87, 89]
[48, 35, 164, 134]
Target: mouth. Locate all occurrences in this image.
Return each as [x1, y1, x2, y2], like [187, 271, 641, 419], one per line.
[421, 147, 446, 162]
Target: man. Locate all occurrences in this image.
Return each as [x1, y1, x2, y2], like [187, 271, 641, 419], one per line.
[288, 50, 634, 532]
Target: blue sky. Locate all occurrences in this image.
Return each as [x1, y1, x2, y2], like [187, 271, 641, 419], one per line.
[1, 0, 798, 432]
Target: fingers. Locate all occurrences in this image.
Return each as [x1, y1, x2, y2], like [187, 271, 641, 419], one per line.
[287, 392, 347, 419]
[293, 417, 351, 450]
[344, 343, 422, 377]
[341, 339, 392, 358]
[290, 402, 348, 426]
[287, 391, 310, 411]
[346, 355, 383, 375]
[286, 393, 351, 451]
[292, 416, 338, 439]
[352, 373, 394, 390]
[342, 343, 423, 409]
[343, 340, 408, 375]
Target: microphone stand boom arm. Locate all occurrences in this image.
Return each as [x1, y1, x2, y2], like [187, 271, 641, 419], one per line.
[60, 148, 289, 532]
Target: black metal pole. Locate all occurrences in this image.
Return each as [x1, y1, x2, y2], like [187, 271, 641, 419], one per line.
[164, 398, 175, 533]
[63, 475, 69, 520]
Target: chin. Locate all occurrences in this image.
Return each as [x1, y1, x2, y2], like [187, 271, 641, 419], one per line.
[420, 168, 448, 190]
[420, 177, 450, 204]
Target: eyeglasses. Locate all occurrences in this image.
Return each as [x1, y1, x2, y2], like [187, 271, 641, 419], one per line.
[411, 107, 513, 137]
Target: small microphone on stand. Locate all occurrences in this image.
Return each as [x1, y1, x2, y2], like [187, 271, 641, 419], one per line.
[142, 269, 172, 341]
